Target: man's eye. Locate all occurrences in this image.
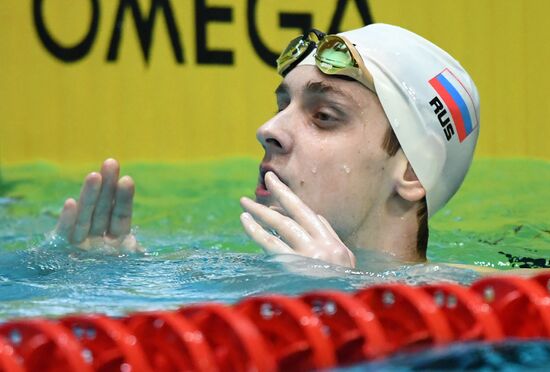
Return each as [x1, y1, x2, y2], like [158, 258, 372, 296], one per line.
[314, 111, 335, 122]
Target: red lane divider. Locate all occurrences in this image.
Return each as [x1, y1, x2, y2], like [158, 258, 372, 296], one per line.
[471, 276, 550, 338]
[0, 335, 24, 372]
[534, 272, 550, 293]
[421, 284, 503, 341]
[300, 290, 389, 365]
[0, 275, 549, 372]
[236, 295, 335, 371]
[0, 319, 93, 372]
[179, 303, 276, 372]
[125, 310, 217, 372]
[60, 315, 153, 372]
[355, 284, 453, 352]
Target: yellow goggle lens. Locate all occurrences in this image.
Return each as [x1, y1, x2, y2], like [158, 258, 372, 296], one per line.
[315, 36, 356, 73]
[276, 36, 311, 76]
[276, 30, 375, 92]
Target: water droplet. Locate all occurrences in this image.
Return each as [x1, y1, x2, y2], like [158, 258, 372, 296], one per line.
[402, 82, 417, 101]
[311, 300, 323, 314]
[153, 319, 164, 329]
[342, 165, 351, 174]
[260, 303, 274, 319]
[433, 290, 445, 307]
[73, 325, 84, 338]
[86, 327, 96, 339]
[323, 301, 337, 315]
[446, 295, 457, 308]
[382, 291, 395, 306]
[483, 286, 495, 302]
[9, 330, 22, 345]
[311, 166, 317, 174]
[82, 349, 93, 364]
[184, 331, 203, 343]
[126, 335, 137, 345]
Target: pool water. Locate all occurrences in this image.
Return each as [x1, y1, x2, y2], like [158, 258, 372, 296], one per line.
[340, 340, 550, 371]
[0, 158, 549, 368]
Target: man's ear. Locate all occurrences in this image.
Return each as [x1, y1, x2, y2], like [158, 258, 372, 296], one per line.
[394, 155, 426, 202]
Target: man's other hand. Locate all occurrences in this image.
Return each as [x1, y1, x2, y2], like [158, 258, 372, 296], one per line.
[240, 171, 356, 268]
[53, 159, 141, 252]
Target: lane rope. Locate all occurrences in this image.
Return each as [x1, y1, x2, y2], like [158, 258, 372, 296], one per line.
[0, 273, 549, 371]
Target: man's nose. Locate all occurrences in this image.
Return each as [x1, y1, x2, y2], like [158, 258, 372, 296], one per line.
[256, 112, 294, 155]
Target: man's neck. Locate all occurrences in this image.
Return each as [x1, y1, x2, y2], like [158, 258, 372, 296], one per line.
[344, 198, 424, 263]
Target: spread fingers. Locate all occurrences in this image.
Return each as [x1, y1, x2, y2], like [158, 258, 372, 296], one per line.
[240, 197, 313, 251]
[72, 172, 102, 244]
[108, 176, 135, 238]
[264, 172, 328, 239]
[240, 212, 293, 255]
[55, 198, 77, 241]
[90, 159, 120, 236]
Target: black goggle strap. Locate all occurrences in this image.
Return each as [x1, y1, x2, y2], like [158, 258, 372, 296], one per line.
[306, 29, 326, 43]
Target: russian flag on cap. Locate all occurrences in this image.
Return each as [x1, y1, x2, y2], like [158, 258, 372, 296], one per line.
[429, 68, 478, 142]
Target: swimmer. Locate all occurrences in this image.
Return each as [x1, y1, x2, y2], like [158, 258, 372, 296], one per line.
[54, 24, 480, 268]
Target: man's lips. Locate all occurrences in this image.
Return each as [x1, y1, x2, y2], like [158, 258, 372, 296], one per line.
[255, 183, 270, 198]
[255, 165, 286, 198]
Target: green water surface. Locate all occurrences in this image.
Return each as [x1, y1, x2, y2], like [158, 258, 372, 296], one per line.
[1, 158, 549, 268]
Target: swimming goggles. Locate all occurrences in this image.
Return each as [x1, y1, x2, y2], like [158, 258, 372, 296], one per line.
[276, 29, 376, 93]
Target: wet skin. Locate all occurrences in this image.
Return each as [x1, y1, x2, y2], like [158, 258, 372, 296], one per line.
[55, 66, 411, 266]
[55, 158, 140, 251]
[239, 65, 404, 268]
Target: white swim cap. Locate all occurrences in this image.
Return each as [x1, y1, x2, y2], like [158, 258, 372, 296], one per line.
[298, 23, 480, 217]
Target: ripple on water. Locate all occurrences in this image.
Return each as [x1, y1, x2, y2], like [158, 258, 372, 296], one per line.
[0, 238, 480, 321]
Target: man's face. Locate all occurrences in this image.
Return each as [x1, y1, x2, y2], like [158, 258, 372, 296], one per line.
[255, 65, 396, 242]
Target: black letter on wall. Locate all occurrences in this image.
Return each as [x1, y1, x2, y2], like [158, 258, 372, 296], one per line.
[328, 0, 373, 34]
[195, 0, 233, 64]
[33, 0, 99, 62]
[107, 0, 184, 64]
[247, 0, 311, 68]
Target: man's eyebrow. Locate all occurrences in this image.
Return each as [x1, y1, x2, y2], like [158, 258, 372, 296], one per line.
[275, 80, 356, 107]
[304, 80, 353, 102]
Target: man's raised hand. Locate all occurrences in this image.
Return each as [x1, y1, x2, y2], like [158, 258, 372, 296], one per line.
[54, 158, 141, 252]
[240, 171, 356, 268]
